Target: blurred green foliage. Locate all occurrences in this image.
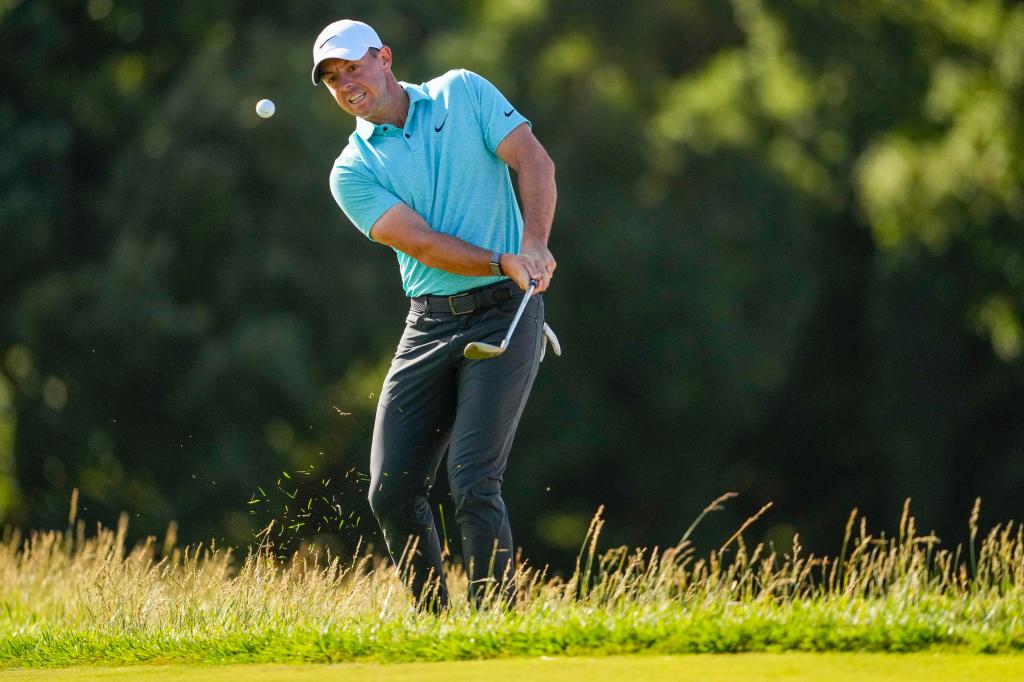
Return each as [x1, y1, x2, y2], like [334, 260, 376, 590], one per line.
[2, 0, 1023, 567]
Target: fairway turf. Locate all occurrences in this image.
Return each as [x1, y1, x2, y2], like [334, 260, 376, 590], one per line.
[1, 654, 1022, 682]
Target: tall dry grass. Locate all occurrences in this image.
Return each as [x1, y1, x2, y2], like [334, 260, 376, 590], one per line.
[1, 491, 1022, 665]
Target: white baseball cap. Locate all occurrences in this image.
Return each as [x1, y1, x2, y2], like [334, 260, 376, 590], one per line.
[311, 19, 383, 85]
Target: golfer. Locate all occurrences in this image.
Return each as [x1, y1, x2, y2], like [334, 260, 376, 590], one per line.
[312, 19, 557, 610]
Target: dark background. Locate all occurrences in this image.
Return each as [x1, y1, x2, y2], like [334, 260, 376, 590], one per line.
[3, 0, 1023, 570]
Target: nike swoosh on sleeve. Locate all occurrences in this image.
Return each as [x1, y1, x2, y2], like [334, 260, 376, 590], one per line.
[503, 109, 514, 117]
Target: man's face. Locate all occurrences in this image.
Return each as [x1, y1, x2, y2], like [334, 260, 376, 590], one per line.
[320, 47, 394, 120]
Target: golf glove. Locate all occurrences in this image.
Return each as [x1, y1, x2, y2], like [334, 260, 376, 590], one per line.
[540, 322, 562, 362]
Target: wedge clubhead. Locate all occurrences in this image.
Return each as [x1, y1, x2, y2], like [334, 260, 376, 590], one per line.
[463, 339, 506, 359]
[463, 281, 536, 360]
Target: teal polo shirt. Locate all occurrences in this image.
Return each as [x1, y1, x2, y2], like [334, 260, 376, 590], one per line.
[329, 69, 531, 297]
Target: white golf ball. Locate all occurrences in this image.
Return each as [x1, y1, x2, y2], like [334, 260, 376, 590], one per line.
[255, 99, 276, 118]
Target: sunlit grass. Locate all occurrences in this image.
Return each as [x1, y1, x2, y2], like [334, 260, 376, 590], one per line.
[1, 494, 1022, 669]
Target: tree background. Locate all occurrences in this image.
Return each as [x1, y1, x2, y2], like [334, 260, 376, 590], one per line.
[3, 0, 1023, 569]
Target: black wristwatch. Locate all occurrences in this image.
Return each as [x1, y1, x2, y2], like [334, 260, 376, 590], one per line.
[489, 252, 504, 276]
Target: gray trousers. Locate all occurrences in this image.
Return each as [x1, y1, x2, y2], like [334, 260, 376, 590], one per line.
[367, 283, 543, 609]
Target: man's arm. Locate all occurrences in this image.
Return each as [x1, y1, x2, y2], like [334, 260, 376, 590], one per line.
[496, 123, 557, 284]
[370, 203, 545, 292]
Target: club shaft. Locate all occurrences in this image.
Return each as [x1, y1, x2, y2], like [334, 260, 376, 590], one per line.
[500, 281, 536, 350]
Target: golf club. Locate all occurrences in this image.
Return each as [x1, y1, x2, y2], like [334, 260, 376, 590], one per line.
[463, 280, 537, 359]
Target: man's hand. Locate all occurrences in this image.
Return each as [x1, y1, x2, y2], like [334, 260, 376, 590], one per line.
[500, 253, 548, 292]
[521, 240, 556, 283]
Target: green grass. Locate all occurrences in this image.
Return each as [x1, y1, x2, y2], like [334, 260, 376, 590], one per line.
[1, 654, 1023, 682]
[1, 495, 1023, 670]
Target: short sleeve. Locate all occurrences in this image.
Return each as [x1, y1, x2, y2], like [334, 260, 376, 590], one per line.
[460, 70, 531, 154]
[329, 163, 402, 241]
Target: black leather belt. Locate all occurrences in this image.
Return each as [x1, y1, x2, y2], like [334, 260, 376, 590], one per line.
[410, 280, 517, 315]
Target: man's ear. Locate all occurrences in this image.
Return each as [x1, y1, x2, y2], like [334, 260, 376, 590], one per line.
[379, 46, 393, 71]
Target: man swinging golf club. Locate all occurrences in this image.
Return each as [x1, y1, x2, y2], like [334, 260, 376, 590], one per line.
[314, 19, 557, 610]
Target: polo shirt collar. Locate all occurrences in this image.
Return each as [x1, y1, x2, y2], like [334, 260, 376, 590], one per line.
[354, 82, 429, 140]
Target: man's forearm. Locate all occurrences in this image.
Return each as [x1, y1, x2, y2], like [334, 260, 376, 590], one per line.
[373, 202, 497, 275]
[412, 230, 494, 276]
[371, 204, 543, 290]
[493, 125, 556, 287]
[516, 151, 556, 248]
[408, 229, 543, 292]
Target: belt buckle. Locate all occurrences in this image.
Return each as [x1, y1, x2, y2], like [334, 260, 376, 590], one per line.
[447, 292, 474, 315]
